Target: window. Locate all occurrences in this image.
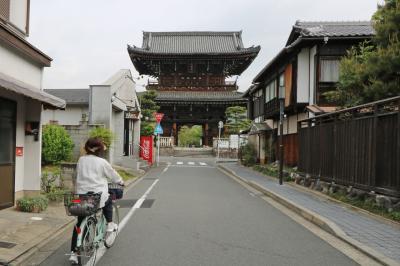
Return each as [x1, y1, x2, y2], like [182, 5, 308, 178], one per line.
[265, 80, 276, 103]
[0, 0, 10, 20]
[320, 59, 340, 82]
[278, 73, 285, 99]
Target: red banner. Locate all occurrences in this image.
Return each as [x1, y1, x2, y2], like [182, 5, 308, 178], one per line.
[140, 136, 153, 164]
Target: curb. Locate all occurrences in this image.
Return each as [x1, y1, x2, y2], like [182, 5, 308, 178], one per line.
[8, 169, 148, 266]
[218, 164, 400, 266]
[286, 181, 400, 229]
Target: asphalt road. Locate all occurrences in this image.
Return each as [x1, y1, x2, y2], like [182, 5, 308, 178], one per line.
[40, 157, 358, 266]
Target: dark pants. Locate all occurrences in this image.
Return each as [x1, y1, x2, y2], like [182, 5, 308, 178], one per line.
[71, 196, 113, 251]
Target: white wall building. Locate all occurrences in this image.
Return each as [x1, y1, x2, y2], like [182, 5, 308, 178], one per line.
[0, 0, 65, 209]
[43, 70, 141, 165]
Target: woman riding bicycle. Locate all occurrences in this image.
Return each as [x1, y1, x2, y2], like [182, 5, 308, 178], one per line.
[69, 137, 124, 264]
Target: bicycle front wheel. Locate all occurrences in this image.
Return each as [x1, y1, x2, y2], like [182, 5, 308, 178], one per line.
[104, 203, 120, 248]
[78, 217, 97, 266]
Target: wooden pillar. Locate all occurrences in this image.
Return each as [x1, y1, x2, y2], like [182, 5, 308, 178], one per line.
[173, 122, 177, 146]
[204, 123, 209, 146]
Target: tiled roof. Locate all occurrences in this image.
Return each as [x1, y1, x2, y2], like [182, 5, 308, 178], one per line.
[287, 21, 374, 45]
[252, 21, 374, 83]
[44, 89, 89, 105]
[155, 91, 246, 102]
[129, 31, 260, 55]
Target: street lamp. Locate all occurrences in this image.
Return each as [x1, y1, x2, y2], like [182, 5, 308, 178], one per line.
[278, 75, 285, 185]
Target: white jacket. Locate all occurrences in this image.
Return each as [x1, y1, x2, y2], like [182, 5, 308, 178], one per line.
[75, 155, 123, 208]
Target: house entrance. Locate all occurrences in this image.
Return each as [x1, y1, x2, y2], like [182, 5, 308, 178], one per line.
[0, 98, 16, 210]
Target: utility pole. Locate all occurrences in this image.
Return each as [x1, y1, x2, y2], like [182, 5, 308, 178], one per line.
[279, 97, 284, 185]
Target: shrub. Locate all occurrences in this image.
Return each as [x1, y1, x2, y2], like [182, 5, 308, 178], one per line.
[42, 125, 74, 164]
[45, 187, 67, 202]
[241, 144, 257, 166]
[41, 165, 61, 192]
[16, 196, 49, 213]
[89, 127, 114, 148]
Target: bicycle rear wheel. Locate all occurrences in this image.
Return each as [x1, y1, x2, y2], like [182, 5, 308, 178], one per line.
[78, 217, 97, 266]
[104, 203, 120, 248]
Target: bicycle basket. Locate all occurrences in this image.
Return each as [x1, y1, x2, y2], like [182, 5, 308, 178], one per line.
[108, 183, 124, 200]
[64, 193, 101, 216]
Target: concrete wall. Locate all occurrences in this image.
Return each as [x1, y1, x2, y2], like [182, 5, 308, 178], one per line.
[42, 105, 88, 125]
[111, 109, 124, 165]
[90, 85, 112, 127]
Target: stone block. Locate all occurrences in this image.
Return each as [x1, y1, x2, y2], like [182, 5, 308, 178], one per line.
[321, 181, 330, 194]
[375, 195, 392, 210]
[328, 182, 338, 194]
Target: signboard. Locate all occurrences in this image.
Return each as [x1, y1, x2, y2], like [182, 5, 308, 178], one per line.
[229, 135, 239, 149]
[154, 123, 163, 135]
[16, 147, 23, 157]
[153, 113, 164, 123]
[125, 111, 139, 120]
[140, 136, 153, 164]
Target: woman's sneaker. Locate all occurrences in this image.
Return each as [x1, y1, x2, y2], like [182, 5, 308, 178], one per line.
[106, 222, 118, 232]
[69, 251, 78, 264]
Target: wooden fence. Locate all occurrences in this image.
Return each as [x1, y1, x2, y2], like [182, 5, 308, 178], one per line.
[298, 97, 400, 197]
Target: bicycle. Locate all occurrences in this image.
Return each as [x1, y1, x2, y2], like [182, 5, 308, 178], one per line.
[64, 183, 123, 266]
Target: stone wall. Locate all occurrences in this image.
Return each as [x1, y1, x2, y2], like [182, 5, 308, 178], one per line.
[63, 122, 104, 161]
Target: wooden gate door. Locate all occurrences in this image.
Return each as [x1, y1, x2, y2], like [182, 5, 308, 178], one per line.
[0, 98, 16, 210]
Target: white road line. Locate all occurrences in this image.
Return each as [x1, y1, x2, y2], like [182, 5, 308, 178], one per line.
[199, 162, 207, 166]
[188, 162, 195, 165]
[176, 162, 183, 165]
[92, 179, 159, 265]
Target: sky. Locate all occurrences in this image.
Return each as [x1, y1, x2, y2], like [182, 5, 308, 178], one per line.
[28, 0, 379, 92]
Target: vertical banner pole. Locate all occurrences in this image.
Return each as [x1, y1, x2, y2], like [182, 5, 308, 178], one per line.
[157, 133, 160, 167]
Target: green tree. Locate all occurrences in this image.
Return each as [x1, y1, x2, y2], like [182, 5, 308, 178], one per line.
[139, 91, 160, 136]
[89, 127, 114, 148]
[42, 125, 74, 164]
[178, 125, 203, 147]
[326, 0, 400, 107]
[225, 106, 251, 134]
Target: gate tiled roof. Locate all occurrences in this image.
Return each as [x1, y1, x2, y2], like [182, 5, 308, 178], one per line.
[131, 31, 259, 55]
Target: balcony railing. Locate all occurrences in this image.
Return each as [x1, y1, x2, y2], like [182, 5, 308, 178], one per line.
[264, 97, 280, 118]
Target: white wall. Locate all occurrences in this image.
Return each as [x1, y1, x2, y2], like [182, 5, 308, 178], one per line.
[282, 113, 307, 135]
[23, 99, 42, 191]
[0, 44, 43, 88]
[9, 0, 28, 35]
[297, 48, 310, 103]
[42, 106, 88, 125]
[309, 45, 317, 105]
